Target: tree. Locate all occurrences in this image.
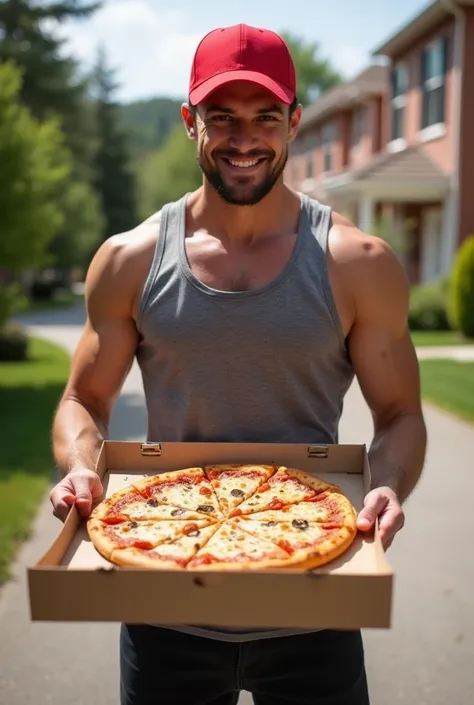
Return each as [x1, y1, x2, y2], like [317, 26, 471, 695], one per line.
[137, 123, 201, 220]
[92, 46, 138, 239]
[280, 32, 343, 105]
[0, 0, 100, 149]
[0, 0, 105, 279]
[0, 62, 72, 329]
[449, 235, 474, 338]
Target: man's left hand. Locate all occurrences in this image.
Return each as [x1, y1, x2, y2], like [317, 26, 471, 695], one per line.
[356, 486, 405, 550]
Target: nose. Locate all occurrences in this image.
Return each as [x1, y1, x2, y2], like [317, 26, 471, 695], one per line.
[227, 120, 257, 153]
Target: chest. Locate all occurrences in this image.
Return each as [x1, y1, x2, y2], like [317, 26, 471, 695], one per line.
[184, 231, 299, 292]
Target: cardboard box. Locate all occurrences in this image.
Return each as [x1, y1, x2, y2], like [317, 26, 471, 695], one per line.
[28, 441, 394, 629]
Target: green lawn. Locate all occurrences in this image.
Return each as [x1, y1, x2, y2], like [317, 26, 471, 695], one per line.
[0, 337, 70, 584]
[411, 330, 474, 347]
[419, 359, 474, 423]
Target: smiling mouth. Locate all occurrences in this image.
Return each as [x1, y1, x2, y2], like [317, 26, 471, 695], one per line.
[221, 157, 266, 169]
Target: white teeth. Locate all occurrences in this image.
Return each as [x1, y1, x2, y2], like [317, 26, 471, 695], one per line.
[228, 159, 259, 168]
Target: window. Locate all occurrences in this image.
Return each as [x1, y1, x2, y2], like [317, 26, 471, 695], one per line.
[322, 123, 336, 172]
[390, 63, 408, 141]
[420, 37, 448, 129]
[351, 106, 367, 148]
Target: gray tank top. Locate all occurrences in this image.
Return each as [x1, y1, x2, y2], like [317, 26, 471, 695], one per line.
[135, 191, 354, 642]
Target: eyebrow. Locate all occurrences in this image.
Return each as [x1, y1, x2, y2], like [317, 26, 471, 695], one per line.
[205, 104, 284, 115]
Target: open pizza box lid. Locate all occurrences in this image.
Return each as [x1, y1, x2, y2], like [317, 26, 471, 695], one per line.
[28, 441, 394, 629]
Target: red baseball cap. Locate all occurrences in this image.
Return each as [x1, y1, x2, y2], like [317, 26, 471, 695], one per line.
[189, 24, 297, 106]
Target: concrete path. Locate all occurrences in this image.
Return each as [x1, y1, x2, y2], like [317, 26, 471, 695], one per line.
[1, 305, 473, 705]
[416, 345, 474, 361]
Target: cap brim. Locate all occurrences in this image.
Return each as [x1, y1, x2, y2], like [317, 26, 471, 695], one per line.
[189, 70, 294, 105]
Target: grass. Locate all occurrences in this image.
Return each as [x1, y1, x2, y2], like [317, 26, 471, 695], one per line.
[419, 359, 474, 423]
[411, 330, 474, 347]
[0, 337, 70, 584]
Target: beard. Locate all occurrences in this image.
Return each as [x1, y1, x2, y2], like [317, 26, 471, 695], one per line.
[198, 146, 288, 206]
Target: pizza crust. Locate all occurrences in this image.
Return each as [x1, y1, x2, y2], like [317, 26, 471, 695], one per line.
[278, 525, 358, 570]
[281, 467, 341, 495]
[87, 517, 116, 561]
[88, 485, 139, 522]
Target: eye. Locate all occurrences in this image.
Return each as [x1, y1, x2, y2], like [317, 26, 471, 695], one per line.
[257, 115, 279, 122]
[209, 114, 232, 122]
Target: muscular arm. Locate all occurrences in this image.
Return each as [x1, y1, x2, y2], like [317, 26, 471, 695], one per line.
[346, 236, 427, 503]
[52, 237, 139, 476]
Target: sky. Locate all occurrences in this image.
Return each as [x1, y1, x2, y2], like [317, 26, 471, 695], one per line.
[58, 0, 434, 104]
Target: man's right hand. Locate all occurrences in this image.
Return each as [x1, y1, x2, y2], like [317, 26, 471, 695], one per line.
[49, 469, 104, 522]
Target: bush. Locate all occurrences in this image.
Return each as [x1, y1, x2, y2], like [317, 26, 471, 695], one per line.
[449, 235, 474, 338]
[0, 322, 29, 362]
[30, 281, 55, 301]
[408, 278, 451, 331]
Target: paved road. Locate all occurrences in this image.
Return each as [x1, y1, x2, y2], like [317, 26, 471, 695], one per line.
[1, 306, 473, 705]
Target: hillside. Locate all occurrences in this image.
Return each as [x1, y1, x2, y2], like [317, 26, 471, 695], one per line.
[119, 96, 183, 158]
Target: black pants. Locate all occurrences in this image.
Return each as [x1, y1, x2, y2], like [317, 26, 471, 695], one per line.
[120, 625, 370, 705]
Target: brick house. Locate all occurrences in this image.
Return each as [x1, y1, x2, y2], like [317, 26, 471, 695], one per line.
[286, 0, 474, 284]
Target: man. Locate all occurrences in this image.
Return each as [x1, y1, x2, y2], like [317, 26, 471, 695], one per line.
[49, 23, 427, 705]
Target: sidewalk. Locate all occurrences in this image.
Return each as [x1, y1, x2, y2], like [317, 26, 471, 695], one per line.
[1, 307, 473, 705]
[416, 345, 474, 361]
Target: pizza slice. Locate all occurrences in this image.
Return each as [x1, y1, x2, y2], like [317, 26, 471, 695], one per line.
[239, 491, 356, 527]
[233, 516, 357, 569]
[186, 520, 291, 570]
[229, 466, 335, 517]
[132, 467, 223, 520]
[110, 522, 220, 570]
[89, 486, 218, 524]
[87, 516, 212, 562]
[203, 464, 276, 515]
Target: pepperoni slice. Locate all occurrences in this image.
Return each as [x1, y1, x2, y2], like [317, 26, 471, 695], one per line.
[102, 514, 128, 525]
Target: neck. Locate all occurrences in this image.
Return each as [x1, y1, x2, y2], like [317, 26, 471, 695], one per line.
[188, 179, 301, 243]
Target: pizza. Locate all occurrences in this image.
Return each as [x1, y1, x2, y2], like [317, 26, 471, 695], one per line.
[87, 463, 358, 571]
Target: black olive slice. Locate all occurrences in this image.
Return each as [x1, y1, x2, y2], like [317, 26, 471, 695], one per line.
[292, 519, 309, 530]
[128, 521, 138, 529]
[187, 529, 201, 537]
[264, 521, 277, 527]
[230, 489, 245, 498]
[146, 499, 158, 507]
[197, 504, 215, 513]
[170, 508, 185, 517]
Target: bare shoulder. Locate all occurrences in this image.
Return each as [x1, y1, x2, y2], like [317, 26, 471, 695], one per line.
[328, 210, 409, 329]
[85, 212, 162, 320]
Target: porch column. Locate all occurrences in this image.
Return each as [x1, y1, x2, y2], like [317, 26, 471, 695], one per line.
[358, 195, 375, 233]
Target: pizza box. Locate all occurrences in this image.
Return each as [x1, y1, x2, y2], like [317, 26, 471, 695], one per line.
[28, 441, 394, 629]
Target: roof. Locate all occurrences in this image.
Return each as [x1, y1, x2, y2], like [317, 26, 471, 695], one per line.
[324, 146, 447, 192]
[353, 145, 446, 182]
[298, 65, 388, 133]
[371, 0, 474, 58]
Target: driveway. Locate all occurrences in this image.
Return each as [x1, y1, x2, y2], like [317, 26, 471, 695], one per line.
[0, 306, 473, 705]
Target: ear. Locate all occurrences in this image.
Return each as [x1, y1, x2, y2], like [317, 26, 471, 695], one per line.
[287, 103, 303, 144]
[181, 103, 197, 141]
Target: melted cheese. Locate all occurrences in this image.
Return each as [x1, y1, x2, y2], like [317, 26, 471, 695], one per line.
[235, 517, 333, 550]
[206, 465, 274, 513]
[151, 523, 219, 561]
[242, 500, 334, 524]
[110, 519, 209, 547]
[190, 521, 288, 563]
[232, 467, 316, 515]
[150, 478, 222, 519]
[123, 499, 207, 522]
